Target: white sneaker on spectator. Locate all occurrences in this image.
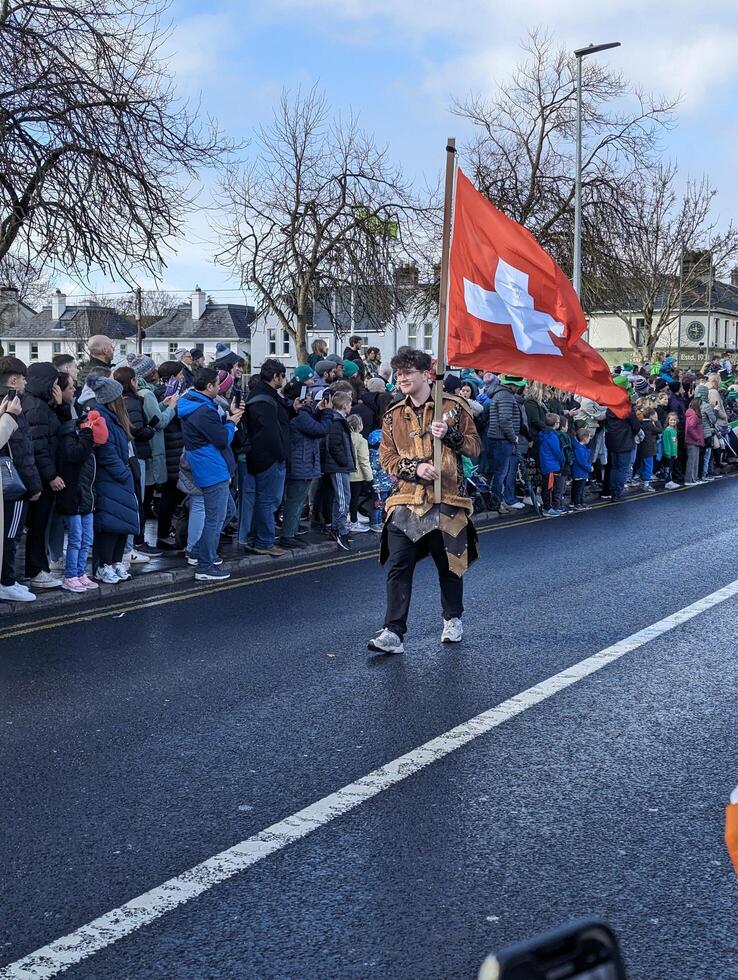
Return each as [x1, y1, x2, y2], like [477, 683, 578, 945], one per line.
[29, 571, 62, 589]
[684, 481, 699, 487]
[95, 565, 121, 584]
[128, 550, 150, 564]
[664, 481, 679, 490]
[349, 521, 370, 533]
[356, 514, 370, 524]
[0, 582, 37, 602]
[441, 618, 463, 643]
[508, 501, 526, 510]
[367, 628, 404, 654]
[642, 483, 656, 493]
[113, 562, 132, 581]
[49, 557, 66, 572]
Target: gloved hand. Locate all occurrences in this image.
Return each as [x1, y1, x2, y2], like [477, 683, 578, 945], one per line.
[80, 409, 109, 446]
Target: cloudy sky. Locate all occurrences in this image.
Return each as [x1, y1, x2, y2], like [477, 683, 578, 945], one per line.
[68, 0, 738, 300]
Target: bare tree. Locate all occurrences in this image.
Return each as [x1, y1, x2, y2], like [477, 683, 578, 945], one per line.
[215, 87, 438, 363]
[111, 289, 180, 323]
[587, 164, 738, 358]
[0, 251, 53, 308]
[0, 0, 231, 281]
[452, 29, 677, 276]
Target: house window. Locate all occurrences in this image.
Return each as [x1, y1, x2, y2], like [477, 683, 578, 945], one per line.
[267, 328, 277, 356]
[119, 343, 127, 356]
[407, 322, 417, 348]
[143, 341, 153, 354]
[76, 342, 85, 356]
[282, 330, 290, 355]
[168, 342, 178, 357]
[422, 322, 433, 352]
[30, 343, 38, 360]
[634, 318, 645, 349]
[52, 341, 62, 354]
[6, 342, 15, 356]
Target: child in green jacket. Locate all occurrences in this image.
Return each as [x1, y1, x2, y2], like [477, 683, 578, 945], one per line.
[662, 413, 679, 489]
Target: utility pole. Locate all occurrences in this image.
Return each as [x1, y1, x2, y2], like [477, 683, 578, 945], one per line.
[135, 286, 143, 354]
[676, 252, 684, 366]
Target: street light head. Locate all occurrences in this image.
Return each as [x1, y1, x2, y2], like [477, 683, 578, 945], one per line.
[574, 41, 621, 58]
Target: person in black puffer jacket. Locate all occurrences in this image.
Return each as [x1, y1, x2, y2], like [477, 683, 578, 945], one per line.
[22, 362, 68, 584]
[0, 356, 42, 595]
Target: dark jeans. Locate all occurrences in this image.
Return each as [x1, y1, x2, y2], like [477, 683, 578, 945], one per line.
[194, 480, 230, 573]
[541, 473, 563, 510]
[384, 522, 463, 638]
[610, 450, 632, 499]
[157, 479, 182, 540]
[571, 479, 585, 506]
[2, 498, 27, 586]
[239, 461, 286, 548]
[281, 478, 311, 538]
[487, 437, 515, 503]
[25, 483, 55, 577]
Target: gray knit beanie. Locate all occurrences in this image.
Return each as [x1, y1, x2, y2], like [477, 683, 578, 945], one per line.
[86, 374, 123, 405]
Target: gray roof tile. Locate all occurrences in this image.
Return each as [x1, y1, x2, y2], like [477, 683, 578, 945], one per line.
[147, 303, 255, 340]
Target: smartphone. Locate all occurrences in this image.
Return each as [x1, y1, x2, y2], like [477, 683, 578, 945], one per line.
[4, 387, 16, 400]
[299, 384, 307, 401]
[479, 920, 627, 980]
[233, 388, 242, 408]
[322, 389, 333, 403]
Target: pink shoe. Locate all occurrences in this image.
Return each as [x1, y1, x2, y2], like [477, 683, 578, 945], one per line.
[61, 576, 87, 593]
[77, 574, 99, 590]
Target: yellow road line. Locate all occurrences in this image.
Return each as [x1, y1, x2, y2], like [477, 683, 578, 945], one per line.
[2, 473, 734, 639]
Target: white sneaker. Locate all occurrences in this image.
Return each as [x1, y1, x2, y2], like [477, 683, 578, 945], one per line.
[642, 484, 656, 493]
[684, 481, 699, 487]
[113, 562, 132, 581]
[95, 565, 121, 585]
[508, 501, 526, 510]
[49, 557, 66, 572]
[0, 582, 37, 602]
[29, 570, 62, 589]
[664, 481, 679, 490]
[356, 514, 370, 524]
[367, 628, 404, 654]
[128, 550, 150, 565]
[441, 618, 463, 643]
[349, 521, 370, 533]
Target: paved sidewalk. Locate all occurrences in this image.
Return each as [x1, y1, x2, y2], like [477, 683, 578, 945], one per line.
[2, 470, 734, 624]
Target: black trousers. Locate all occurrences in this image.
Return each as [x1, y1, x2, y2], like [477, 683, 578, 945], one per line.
[157, 479, 182, 540]
[25, 483, 55, 578]
[2, 498, 27, 586]
[349, 481, 365, 522]
[384, 523, 463, 638]
[94, 531, 126, 568]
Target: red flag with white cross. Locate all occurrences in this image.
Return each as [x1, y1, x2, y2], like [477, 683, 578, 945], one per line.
[447, 169, 631, 417]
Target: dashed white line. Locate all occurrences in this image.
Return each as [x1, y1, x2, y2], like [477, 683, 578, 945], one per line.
[3, 578, 738, 979]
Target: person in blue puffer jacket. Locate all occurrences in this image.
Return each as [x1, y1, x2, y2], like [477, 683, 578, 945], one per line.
[538, 413, 565, 516]
[84, 375, 140, 585]
[178, 368, 243, 581]
[279, 380, 333, 548]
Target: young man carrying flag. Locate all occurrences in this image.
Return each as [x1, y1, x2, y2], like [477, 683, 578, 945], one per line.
[367, 346, 480, 654]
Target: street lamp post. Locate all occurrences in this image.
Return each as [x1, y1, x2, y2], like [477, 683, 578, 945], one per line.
[573, 41, 621, 327]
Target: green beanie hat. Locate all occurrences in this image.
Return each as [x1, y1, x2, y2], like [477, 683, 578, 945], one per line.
[342, 359, 360, 378]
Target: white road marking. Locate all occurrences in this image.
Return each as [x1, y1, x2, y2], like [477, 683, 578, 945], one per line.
[3, 578, 738, 979]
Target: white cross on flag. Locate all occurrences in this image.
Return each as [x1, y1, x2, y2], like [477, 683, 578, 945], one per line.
[447, 169, 630, 416]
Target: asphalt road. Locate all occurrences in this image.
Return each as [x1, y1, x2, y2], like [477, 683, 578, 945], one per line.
[1, 482, 737, 979]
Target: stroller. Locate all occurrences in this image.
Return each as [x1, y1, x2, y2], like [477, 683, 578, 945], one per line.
[466, 466, 497, 514]
[516, 456, 543, 516]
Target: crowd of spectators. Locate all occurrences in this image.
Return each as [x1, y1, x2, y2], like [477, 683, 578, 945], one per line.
[1, 333, 736, 602]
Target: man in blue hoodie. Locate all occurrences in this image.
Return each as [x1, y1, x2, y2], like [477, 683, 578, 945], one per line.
[178, 369, 244, 581]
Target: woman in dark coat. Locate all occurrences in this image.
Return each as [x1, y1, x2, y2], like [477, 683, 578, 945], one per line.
[22, 362, 67, 583]
[114, 366, 156, 553]
[84, 376, 139, 584]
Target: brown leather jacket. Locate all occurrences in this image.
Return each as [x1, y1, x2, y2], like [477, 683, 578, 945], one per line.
[380, 393, 481, 514]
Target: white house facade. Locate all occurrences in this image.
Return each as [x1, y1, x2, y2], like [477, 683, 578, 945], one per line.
[145, 289, 253, 366]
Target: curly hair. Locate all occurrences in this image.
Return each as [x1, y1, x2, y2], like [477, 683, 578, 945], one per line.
[390, 346, 431, 373]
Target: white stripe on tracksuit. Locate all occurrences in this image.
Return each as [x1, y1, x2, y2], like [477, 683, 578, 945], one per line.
[7, 499, 24, 539]
[330, 472, 349, 535]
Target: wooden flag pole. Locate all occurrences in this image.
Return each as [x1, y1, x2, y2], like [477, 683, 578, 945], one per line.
[433, 137, 457, 504]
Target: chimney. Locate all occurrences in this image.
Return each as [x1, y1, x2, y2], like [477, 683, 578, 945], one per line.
[731, 267, 738, 289]
[682, 249, 712, 283]
[191, 286, 206, 321]
[51, 289, 66, 320]
[394, 263, 419, 289]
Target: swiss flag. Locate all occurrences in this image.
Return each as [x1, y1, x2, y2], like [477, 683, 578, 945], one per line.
[447, 169, 631, 418]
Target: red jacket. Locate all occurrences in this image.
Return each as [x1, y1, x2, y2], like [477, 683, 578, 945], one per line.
[684, 408, 705, 447]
